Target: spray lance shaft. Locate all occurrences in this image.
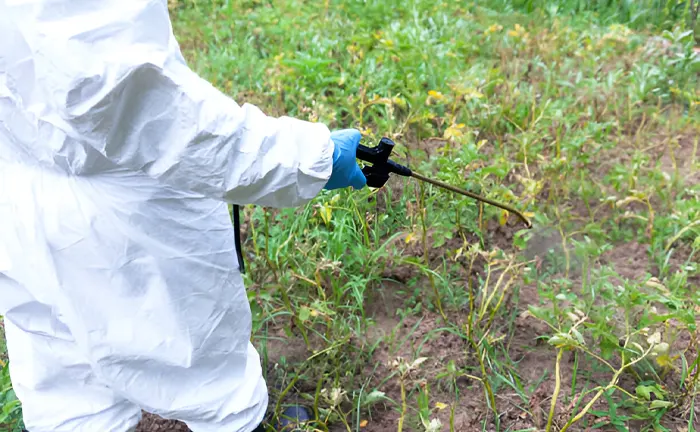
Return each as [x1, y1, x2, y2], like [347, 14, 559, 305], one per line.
[356, 138, 532, 229]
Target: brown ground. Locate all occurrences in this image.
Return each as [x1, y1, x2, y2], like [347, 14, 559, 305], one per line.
[136, 413, 190, 432]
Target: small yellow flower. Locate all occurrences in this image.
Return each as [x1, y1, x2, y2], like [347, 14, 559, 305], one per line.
[359, 126, 373, 136]
[427, 90, 445, 100]
[508, 24, 523, 37]
[485, 24, 503, 35]
[508, 24, 529, 41]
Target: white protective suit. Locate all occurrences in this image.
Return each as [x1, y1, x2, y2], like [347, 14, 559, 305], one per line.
[0, 1, 334, 431]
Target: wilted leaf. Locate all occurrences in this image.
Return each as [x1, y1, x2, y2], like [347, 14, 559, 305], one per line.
[652, 342, 670, 356]
[423, 418, 443, 432]
[321, 387, 348, 407]
[463, 89, 484, 101]
[647, 332, 661, 345]
[571, 328, 586, 346]
[411, 357, 429, 369]
[499, 210, 509, 226]
[435, 402, 448, 410]
[549, 333, 577, 349]
[444, 123, 465, 140]
[645, 278, 669, 294]
[318, 204, 332, 225]
[650, 400, 673, 410]
[655, 353, 672, 368]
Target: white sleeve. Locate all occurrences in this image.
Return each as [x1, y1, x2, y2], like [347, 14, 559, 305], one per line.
[21, 0, 334, 208]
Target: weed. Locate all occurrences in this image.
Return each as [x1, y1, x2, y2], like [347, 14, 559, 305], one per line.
[0, 321, 23, 432]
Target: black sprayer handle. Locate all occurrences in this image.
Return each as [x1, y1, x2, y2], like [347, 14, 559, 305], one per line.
[356, 137, 412, 188]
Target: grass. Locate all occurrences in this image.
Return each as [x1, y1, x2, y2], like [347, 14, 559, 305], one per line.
[2, 0, 699, 431]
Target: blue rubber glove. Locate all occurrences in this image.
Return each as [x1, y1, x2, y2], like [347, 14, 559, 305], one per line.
[324, 129, 367, 190]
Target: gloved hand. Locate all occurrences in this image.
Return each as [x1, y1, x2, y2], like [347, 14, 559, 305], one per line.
[324, 129, 367, 190]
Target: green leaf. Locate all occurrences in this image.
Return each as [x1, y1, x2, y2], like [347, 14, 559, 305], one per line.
[528, 305, 553, 322]
[600, 334, 619, 360]
[635, 384, 655, 401]
[362, 390, 387, 407]
[298, 306, 311, 322]
[571, 328, 586, 346]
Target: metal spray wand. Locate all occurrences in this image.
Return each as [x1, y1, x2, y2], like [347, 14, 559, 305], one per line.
[356, 138, 533, 229]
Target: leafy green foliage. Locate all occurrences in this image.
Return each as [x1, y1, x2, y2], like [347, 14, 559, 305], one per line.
[0, 349, 23, 432]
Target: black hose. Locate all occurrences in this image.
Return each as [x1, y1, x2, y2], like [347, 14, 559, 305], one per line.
[233, 204, 245, 273]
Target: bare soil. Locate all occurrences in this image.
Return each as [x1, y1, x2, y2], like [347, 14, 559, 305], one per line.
[135, 413, 189, 432]
[658, 132, 699, 184]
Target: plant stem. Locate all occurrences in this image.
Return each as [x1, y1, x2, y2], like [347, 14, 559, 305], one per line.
[418, 182, 446, 319]
[398, 378, 406, 432]
[560, 344, 655, 432]
[545, 349, 564, 432]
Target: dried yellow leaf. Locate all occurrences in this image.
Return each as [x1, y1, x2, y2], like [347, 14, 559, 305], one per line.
[499, 209, 509, 226]
[319, 204, 332, 225]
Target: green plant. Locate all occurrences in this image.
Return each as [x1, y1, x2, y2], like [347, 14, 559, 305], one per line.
[0, 360, 23, 432]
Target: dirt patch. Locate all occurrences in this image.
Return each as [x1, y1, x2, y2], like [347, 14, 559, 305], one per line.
[358, 311, 489, 432]
[379, 228, 478, 284]
[258, 327, 310, 368]
[484, 218, 520, 252]
[136, 413, 189, 432]
[668, 242, 700, 287]
[416, 138, 449, 158]
[365, 280, 406, 340]
[359, 280, 574, 431]
[357, 299, 636, 432]
[600, 241, 651, 283]
[658, 133, 699, 184]
[371, 176, 408, 220]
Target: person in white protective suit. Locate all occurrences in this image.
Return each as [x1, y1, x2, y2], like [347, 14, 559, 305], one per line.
[0, 1, 368, 431]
